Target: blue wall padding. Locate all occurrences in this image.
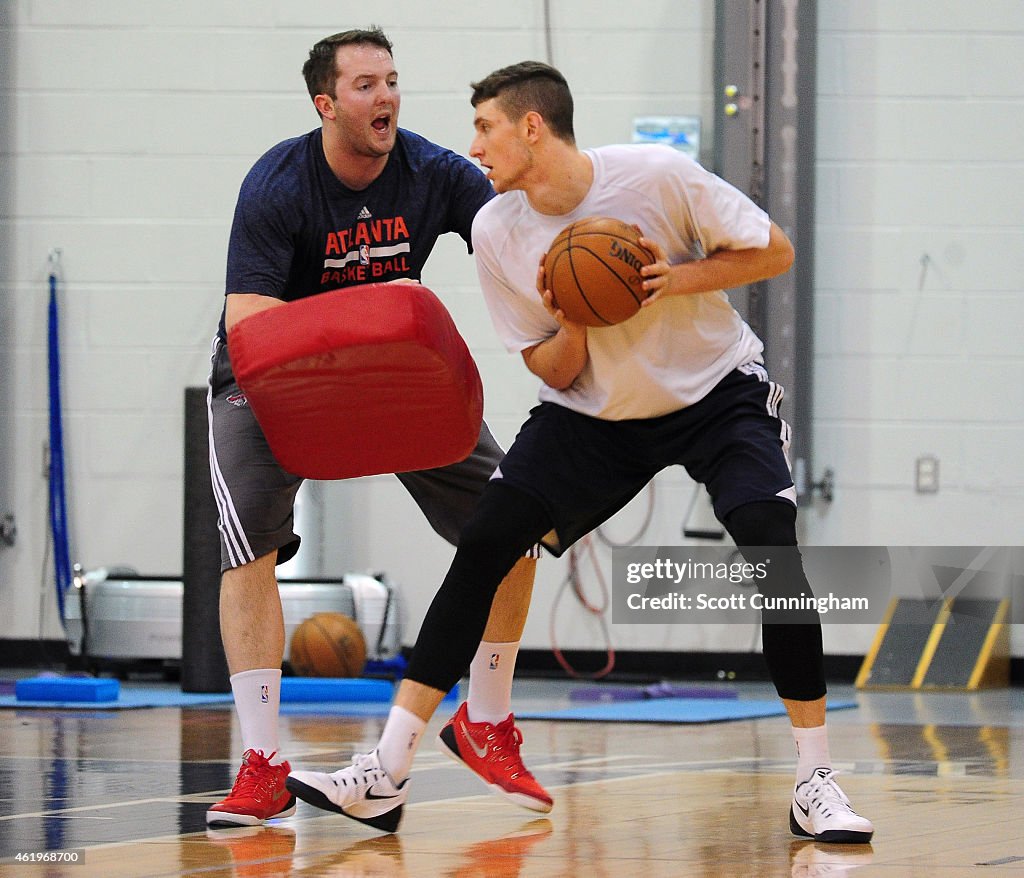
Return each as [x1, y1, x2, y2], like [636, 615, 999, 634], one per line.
[280, 677, 394, 703]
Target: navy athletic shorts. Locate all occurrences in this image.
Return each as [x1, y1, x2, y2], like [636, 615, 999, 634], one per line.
[492, 361, 796, 555]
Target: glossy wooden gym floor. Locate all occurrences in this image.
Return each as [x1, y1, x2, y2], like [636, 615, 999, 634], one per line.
[0, 679, 1021, 877]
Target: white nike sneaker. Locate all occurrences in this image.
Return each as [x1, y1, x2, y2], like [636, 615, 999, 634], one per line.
[286, 750, 408, 833]
[790, 767, 874, 844]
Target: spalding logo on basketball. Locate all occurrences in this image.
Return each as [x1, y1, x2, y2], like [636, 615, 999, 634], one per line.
[543, 216, 656, 327]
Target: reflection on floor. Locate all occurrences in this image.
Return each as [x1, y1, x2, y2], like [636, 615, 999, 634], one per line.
[0, 679, 1021, 877]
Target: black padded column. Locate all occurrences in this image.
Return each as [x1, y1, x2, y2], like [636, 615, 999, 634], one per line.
[181, 386, 230, 693]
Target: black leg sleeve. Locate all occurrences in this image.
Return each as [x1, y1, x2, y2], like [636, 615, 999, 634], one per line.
[405, 482, 553, 693]
[723, 501, 827, 701]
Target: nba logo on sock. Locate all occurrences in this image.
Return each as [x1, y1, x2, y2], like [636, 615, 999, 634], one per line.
[489, 654, 500, 670]
[260, 685, 269, 704]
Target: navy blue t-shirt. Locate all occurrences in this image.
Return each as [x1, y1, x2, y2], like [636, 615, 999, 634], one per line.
[217, 128, 495, 341]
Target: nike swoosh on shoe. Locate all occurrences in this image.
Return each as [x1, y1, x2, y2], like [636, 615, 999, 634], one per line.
[460, 721, 490, 759]
[365, 789, 403, 801]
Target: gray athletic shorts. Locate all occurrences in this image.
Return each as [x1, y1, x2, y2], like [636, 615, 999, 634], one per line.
[207, 337, 510, 572]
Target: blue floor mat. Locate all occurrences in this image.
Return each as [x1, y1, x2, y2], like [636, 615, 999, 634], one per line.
[517, 697, 858, 724]
[0, 684, 234, 710]
[0, 677, 457, 712]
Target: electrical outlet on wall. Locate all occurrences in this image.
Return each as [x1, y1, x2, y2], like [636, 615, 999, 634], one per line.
[915, 456, 939, 493]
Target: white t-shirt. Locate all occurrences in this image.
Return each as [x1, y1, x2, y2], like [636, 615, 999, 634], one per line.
[472, 144, 769, 420]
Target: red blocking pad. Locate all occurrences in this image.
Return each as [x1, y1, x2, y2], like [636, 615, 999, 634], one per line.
[228, 284, 484, 479]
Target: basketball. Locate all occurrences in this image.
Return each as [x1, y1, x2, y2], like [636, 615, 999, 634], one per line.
[289, 612, 367, 678]
[542, 216, 656, 327]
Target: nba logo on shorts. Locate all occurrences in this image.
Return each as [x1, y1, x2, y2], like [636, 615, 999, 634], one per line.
[489, 654, 500, 671]
[359, 244, 370, 265]
[260, 685, 269, 704]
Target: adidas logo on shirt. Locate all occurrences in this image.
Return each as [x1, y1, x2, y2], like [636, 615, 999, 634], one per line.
[357, 206, 373, 219]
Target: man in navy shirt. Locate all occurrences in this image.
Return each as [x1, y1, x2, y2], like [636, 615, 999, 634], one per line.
[205, 28, 549, 828]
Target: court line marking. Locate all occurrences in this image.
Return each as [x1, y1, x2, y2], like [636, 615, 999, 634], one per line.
[7, 766, 1021, 858]
[0, 755, 755, 824]
[1, 752, 1014, 824]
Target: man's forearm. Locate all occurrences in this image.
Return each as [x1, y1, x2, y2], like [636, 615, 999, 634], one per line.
[225, 292, 287, 332]
[662, 222, 794, 298]
[521, 323, 589, 390]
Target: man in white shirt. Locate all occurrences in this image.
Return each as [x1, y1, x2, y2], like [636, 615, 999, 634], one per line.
[286, 60, 874, 847]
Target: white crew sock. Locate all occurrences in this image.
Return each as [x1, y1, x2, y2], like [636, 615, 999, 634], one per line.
[230, 668, 283, 763]
[792, 723, 832, 783]
[376, 705, 427, 784]
[466, 640, 520, 725]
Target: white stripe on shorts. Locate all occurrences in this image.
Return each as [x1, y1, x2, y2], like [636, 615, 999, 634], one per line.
[737, 360, 769, 381]
[207, 337, 256, 568]
[739, 359, 792, 469]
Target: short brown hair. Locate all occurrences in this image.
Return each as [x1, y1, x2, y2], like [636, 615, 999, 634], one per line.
[470, 61, 575, 144]
[302, 27, 393, 108]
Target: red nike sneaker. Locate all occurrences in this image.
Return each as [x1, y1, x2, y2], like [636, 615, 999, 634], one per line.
[437, 702, 552, 813]
[207, 749, 296, 827]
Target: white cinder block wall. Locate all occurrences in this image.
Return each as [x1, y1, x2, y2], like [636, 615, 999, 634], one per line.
[0, 1, 1020, 661]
